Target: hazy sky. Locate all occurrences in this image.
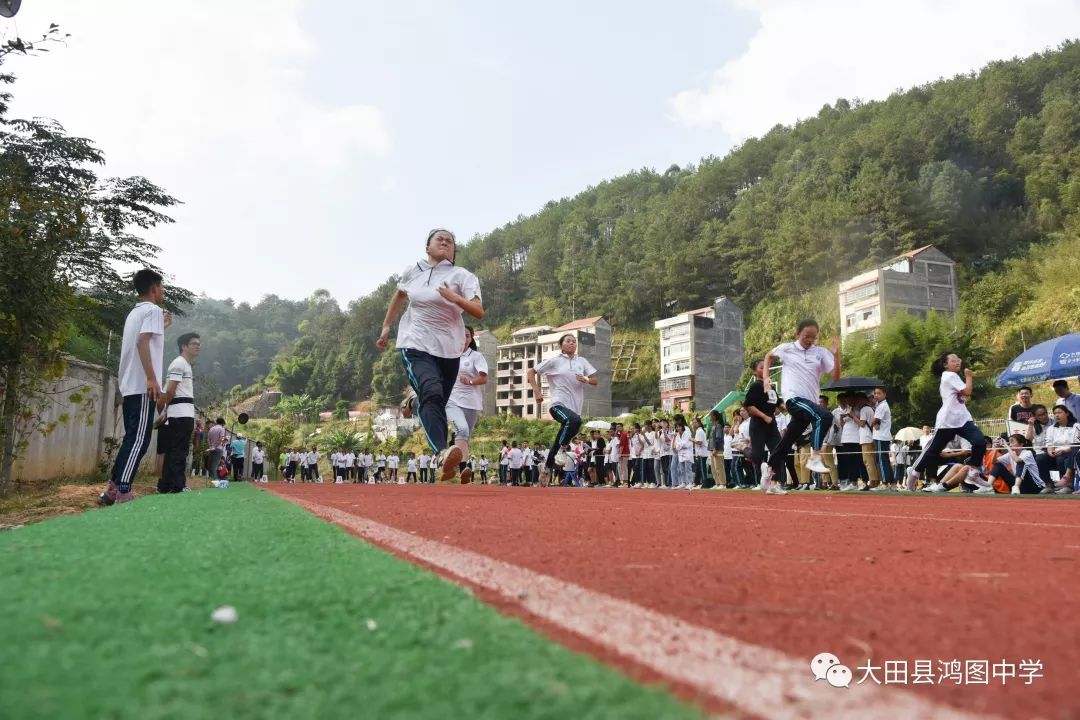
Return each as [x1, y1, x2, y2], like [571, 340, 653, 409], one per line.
[6, 1, 1078, 305]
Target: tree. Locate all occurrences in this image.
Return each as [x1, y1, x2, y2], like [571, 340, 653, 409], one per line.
[273, 394, 322, 423]
[0, 28, 191, 493]
[370, 343, 409, 406]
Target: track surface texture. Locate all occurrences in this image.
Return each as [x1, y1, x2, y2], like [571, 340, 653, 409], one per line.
[268, 483, 1079, 720]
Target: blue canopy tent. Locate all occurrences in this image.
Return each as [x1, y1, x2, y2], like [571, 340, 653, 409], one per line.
[995, 333, 1080, 388]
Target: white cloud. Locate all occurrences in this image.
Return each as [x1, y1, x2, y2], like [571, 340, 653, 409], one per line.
[7, 0, 390, 173]
[671, 0, 1080, 140]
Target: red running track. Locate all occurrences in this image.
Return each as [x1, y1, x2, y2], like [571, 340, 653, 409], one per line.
[266, 484, 1080, 719]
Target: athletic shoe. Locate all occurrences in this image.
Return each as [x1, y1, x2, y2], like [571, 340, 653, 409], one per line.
[925, 483, 948, 493]
[759, 463, 774, 493]
[839, 483, 854, 492]
[805, 455, 829, 474]
[965, 466, 983, 481]
[1055, 486, 1072, 494]
[766, 484, 787, 495]
[1011, 485, 1021, 496]
[869, 485, 887, 492]
[116, 491, 135, 504]
[399, 387, 417, 418]
[440, 447, 463, 482]
[96, 482, 118, 506]
[974, 486, 995, 495]
[897, 486, 910, 492]
[905, 468, 920, 492]
[1040, 486, 1054, 494]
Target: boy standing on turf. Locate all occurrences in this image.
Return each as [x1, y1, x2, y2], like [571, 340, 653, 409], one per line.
[156, 332, 201, 494]
[98, 269, 171, 506]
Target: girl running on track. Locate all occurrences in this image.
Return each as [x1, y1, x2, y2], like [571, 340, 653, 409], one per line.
[445, 326, 489, 483]
[760, 319, 841, 494]
[905, 352, 987, 491]
[528, 334, 598, 477]
[377, 229, 483, 482]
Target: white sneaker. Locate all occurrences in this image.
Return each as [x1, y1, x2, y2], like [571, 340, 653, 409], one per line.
[759, 463, 774, 493]
[974, 486, 995, 495]
[1011, 485, 1021, 496]
[870, 485, 887, 492]
[927, 483, 948, 493]
[766, 483, 787, 495]
[840, 483, 855, 492]
[805, 455, 829, 474]
[905, 468, 920, 492]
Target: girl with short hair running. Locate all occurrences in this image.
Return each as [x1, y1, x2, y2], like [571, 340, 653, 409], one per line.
[760, 319, 841, 494]
[377, 229, 483, 481]
[529, 334, 598, 477]
[905, 352, 987, 491]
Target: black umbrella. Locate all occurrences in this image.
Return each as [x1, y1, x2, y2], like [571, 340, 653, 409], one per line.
[821, 376, 885, 392]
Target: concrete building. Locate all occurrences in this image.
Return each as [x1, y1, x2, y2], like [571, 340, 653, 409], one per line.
[654, 298, 745, 413]
[474, 329, 499, 418]
[537, 317, 613, 418]
[495, 325, 554, 418]
[838, 245, 958, 342]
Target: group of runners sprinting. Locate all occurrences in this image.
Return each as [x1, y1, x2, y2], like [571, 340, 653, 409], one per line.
[98, 228, 1060, 504]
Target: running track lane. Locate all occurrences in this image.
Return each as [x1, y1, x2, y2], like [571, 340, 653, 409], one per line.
[267, 485, 1080, 719]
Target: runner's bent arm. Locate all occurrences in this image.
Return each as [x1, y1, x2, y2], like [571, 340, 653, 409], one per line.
[376, 290, 408, 349]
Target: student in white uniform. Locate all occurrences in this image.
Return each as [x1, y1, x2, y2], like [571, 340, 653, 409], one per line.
[418, 452, 431, 483]
[345, 450, 356, 481]
[99, 269, 171, 506]
[406, 455, 418, 483]
[376, 229, 484, 483]
[528, 334, 598, 480]
[871, 387, 893, 490]
[157, 332, 200, 494]
[906, 352, 987, 491]
[251, 442, 266, 482]
[387, 453, 400, 483]
[760, 319, 840, 492]
[444, 326, 488, 482]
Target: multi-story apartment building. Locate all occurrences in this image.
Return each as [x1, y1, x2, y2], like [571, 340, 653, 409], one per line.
[838, 245, 958, 342]
[654, 298, 744, 413]
[494, 325, 553, 418]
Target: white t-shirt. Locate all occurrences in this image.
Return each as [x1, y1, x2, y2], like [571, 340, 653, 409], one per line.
[396, 259, 482, 359]
[306, 451, 319, 466]
[508, 448, 524, 469]
[164, 355, 195, 419]
[641, 430, 656, 459]
[771, 341, 835, 403]
[376, 454, 386, 467]
[479, 458, 489, 471]
[252, 448, 265, 464]
[694, 427, 709, 458]
[523, 448, 533, 467]
[858, 406, 874, 444]
[449, 348, 488, 410]
[839, 406, 861, 444]
[418, 454, 430, 469]
[500, 447, 510, 465]
[118, 301, 165, 397]
[607, 440, 621, 463]
[723, 434, 734, 460]
[1046, 423, 1080, 451]
[872, 400, 892, 441]
[534, 353, 598, 415]
[675, 428, 694, 462]
[935, 371, 972, 428]
[363, 454, 374, 467]
[407, 459, 417, 473]
[345, 453, 356, 467]
[776, 413, 790, 434]
[387, 455, 399, 469]
[629, 433, 644, 459]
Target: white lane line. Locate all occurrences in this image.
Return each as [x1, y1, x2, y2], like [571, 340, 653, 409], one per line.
[286, 495, 995, 720]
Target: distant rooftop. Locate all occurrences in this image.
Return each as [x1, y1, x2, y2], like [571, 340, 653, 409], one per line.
[555, 316, 605, 331]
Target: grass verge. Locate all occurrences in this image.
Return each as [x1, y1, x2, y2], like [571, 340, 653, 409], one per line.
[0, 484, 700, 720]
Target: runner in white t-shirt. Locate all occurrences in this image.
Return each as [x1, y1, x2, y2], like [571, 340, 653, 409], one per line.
[376, 229, 483, 483]
[760, 319, 840, 491]
[907, 352, 986, 490]
[443, 326, 488, 483]
[528, 334, 598, 476]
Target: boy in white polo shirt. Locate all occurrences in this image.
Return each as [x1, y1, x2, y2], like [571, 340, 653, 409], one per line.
[99, 269, 171, 506]
[156, 331, 200, 494]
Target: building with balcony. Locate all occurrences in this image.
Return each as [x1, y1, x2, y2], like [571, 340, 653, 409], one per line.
[495, 325, 553, 418]
[537, 317, 613, 418]
[474, 329, 499, 417]
[654, 298, 744, 413]
[838, 245, 958, 342]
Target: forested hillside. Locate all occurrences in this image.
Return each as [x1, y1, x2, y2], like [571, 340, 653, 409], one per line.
[177, 41, 1080, 412]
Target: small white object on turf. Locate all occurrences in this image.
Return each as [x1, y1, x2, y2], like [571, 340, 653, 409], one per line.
[211, 606, 238, 624]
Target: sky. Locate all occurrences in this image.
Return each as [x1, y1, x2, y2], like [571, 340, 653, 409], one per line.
[5, 0, 1079, 306]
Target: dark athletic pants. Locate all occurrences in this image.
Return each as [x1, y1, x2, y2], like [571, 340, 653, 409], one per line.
[400, 348, 459, 453]
[157, 416, 194, 494]
[748, 418, 782, 466]
[766, 396, 832, 474]
[111, 393, 156, 494]
[545, 405, 582, 468]
[910, 421, 986, 474]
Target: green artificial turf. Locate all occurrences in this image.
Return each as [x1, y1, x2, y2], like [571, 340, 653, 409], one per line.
[0, 485, 701, 720]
